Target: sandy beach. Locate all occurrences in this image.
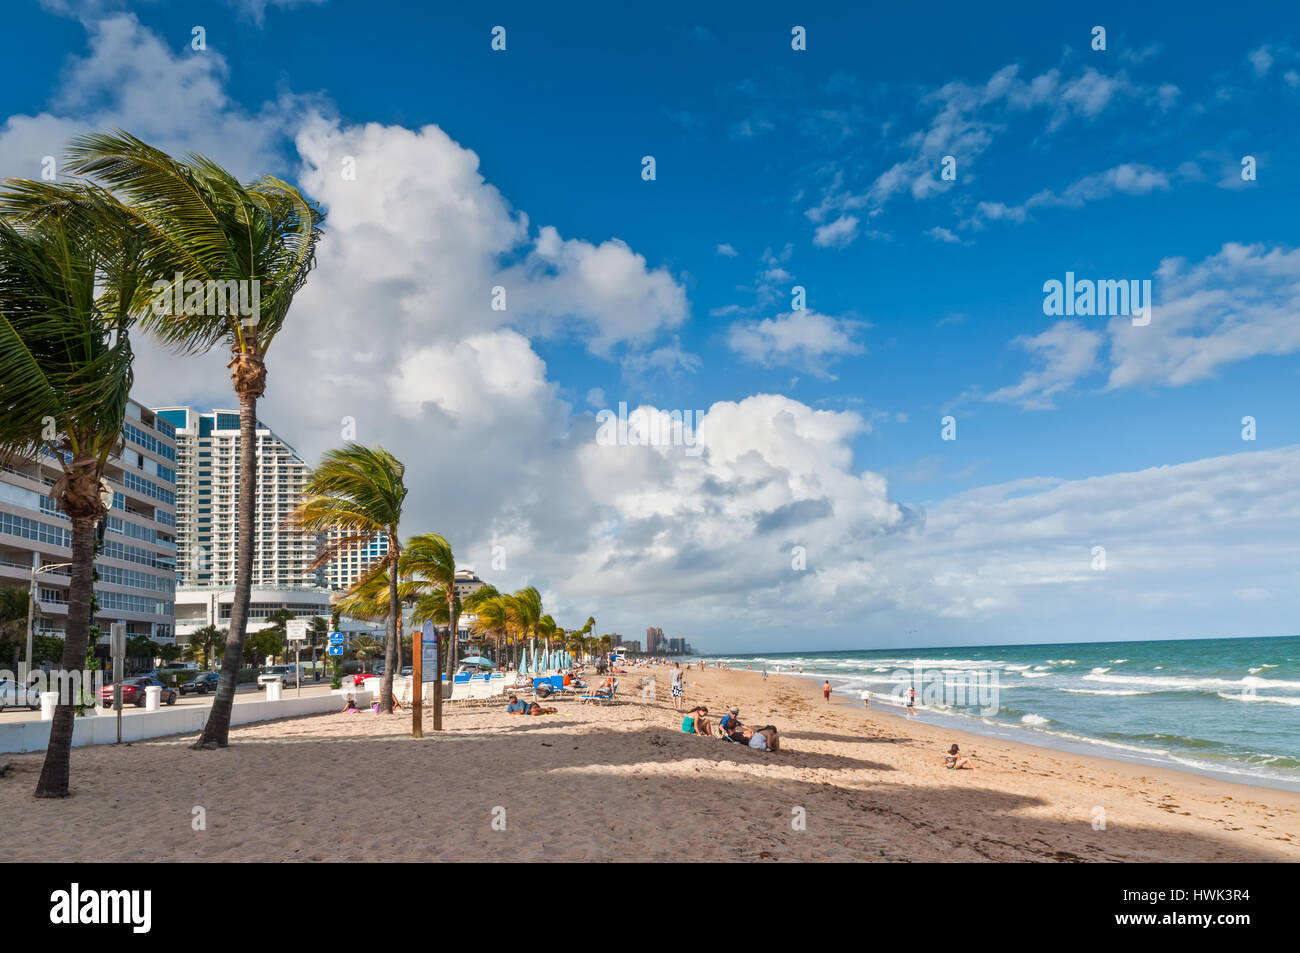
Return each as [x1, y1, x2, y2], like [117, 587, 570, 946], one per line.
[2, 665, 1296, 862]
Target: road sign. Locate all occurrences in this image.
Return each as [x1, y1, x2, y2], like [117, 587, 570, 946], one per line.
[328, 646, 343, 656]
[421, 621, 438, 683]
[287, 619, 308, 641]
[328, 632, 344, 645]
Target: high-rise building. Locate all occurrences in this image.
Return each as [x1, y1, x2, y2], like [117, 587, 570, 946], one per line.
[0, 399, 177, 647]
[323, 528, 389, 592]
[668, 637, 685, 654]
[645, 626, 664, 653]
[155, 407, 322, 590]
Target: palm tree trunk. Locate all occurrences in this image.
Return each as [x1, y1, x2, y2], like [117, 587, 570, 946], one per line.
[195, 384, 259, 747]
[380, 555, 397, 712]
[34, 512, 97, 798]
[444, 591, 459, 683]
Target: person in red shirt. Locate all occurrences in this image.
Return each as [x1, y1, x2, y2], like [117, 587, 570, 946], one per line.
[823, 680, 832, 703]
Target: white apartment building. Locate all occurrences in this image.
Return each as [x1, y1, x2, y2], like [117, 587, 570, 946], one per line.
[323, 527, 389, 592]
[154, 407, 322, 590]
[0, 400, 178, 647]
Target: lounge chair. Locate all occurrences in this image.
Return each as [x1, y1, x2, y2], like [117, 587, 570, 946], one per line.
[579, 680, 619, 705]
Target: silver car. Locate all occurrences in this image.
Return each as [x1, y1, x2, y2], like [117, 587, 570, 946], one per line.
[0, 677, 41, 711]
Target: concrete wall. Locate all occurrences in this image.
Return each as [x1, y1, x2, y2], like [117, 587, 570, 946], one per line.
[0, 689, 370, 754]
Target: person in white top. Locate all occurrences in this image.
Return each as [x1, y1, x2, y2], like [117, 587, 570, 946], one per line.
[670, 663, 684, 710]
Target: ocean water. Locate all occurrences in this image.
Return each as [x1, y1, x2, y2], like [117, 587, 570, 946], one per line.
[699, 635, 1300, 791]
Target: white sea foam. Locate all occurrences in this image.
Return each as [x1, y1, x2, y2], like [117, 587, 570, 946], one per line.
[1084, 672, 1300, 692]
[1217, 691, 1300, 706]
[1109, 658, 1129, 664]
[1248, 664, 1278, 675]
[1061, 688, 1148, 696]
[1021, 714, 1050, 726]
[1090, 666, 1111, 674]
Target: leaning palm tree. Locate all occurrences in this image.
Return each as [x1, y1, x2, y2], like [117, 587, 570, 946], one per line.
[463, 584, 508, 667]
[295, 445, 406, 712]
[0, 191, 146, 797]
[64, 131, 324, 748]
[400, 534, 461, 684]
[512, 586, 542, 660]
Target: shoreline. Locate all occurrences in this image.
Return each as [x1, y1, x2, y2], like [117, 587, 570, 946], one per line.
[1, 663, 1295, 862]
[791, 671, 1300, 794]
[765, 667, 1300, 802]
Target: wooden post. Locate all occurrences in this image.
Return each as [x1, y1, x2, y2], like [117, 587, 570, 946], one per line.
[432, 625, 443, 732]
[412, 620, 423, 738]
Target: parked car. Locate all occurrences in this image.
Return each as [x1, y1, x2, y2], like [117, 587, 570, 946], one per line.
[178, 672, 220, 695]
[343, 671, 376, 686]
[0, 677, 41, 711]
[257, 665, 299, 689]
[100, 676, 177, 708]
[400, 666, 412, 677]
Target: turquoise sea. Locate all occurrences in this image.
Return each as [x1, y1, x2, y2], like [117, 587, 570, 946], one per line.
[700, 635, 1300, 790]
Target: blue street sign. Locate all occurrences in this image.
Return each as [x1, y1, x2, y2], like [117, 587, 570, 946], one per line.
[328, 646, 343, 656]
[328, 632, 344, 645]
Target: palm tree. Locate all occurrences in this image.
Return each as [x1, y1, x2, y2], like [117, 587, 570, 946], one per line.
[512, 587, 542, 661]
[349, 635, 384, 673]
[295, 445, 407, 712]
[400, 534, 461, 684]
[538, 614, 557, 663]
[0, 586, 30, 668]
[188, 624, 227, 671]
[65, 131, 324, 748]
[0, 187, 146, 797]
[463, 585, 508, 667]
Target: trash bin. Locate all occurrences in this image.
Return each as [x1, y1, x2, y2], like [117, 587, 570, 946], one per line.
[265, 679, 283, 701]
[40, 692, 59, 721]
[144, 685, 162, 711]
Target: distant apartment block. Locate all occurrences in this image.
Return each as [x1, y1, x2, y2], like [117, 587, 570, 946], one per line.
[0, 400, 178, 646]
[154, 407, 322, 590]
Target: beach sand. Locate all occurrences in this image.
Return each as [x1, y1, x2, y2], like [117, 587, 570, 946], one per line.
[1, 665, 1296, 862]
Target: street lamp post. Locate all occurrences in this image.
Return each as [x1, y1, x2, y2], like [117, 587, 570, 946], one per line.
[25, 561, 75, 680]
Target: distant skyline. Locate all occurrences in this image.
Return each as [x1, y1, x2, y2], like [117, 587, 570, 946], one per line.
[5, 1, 1299, 651]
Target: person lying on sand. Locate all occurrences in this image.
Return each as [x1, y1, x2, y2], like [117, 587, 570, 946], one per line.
[748, 725, 780, 751]
[945, 744, 974, 770]
[506, 693, 529, 714]
[528, 702, 557, 715]
[681, 706, 712, 736]
[341, 695, 358, 713]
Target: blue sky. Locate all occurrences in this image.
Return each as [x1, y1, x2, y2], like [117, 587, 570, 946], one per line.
[5, 0, 1300, 651]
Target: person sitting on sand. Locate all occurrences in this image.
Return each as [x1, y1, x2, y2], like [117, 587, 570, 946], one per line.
[719, 708, 743, 735]
[748, 725, 780, 751]
[506, 693, 529, 715]
[681, 705, 712, 736]
[341, 694, 358, 713]
[944, 744, 974, 770]
[528, 702, 557, 715]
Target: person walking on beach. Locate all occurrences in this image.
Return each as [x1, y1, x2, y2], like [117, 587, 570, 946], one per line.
[762, 669, 768, 681]
[823, 680, 832, 703]
[862, 691, 872, 710]
[670, 663, 684, 710]
[905, 686, 917, 717]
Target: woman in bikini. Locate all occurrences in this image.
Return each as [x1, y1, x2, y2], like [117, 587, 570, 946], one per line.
[944, 743, 974, 770]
